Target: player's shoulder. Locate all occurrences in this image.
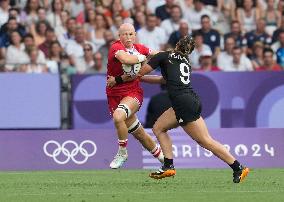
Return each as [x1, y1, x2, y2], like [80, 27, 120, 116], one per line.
[133, 43, 147, 49]
[111, 40, 125, 50]
[133, 43, 150, 52]
[154, 50, 171, 58]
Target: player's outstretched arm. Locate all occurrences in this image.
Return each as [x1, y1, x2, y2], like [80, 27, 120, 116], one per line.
[137, 64, 154, 77]
[140, 75, 166, 84]
[137, 63, 165, 84]
[115, 50, 146, 65]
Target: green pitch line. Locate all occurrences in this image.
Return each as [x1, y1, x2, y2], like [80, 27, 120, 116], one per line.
[0, 169, 283, 202]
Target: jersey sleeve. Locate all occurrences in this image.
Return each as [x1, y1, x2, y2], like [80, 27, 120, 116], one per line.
[109, 43, 125, 60]
[147, 52, 166, 70]
[137, 44, 152, 56]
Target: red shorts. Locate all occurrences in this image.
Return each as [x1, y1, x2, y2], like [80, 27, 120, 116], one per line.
[107, 88, 143, 116]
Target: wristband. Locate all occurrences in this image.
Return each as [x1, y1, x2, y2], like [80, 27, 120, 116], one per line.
[137, 54, 146, 63]
[115, 76, 123, 84]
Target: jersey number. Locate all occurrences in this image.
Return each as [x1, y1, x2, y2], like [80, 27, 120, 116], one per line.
[179, 63, 190, 84]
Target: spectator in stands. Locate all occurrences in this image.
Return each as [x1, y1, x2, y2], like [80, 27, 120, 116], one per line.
[104, 0, 130, 26]
[23, 33, 46, 65]
[197, 14, 221, 58]
[65, 26, 94, 66]
[272, 15, 284, 43]
[130, 0, 151, 17]
[83, 8, 96, 30]
[185, 0, 211, 31]
[133, 11, 146, 31]
[7, 7, 20, 23]
[47, 0, 63, 29]
[37, 7, 47, 22]
[5, 30, 28, 71]
[87, 14, 108, 52]
[85, 52, 106, 74]
[236, 0, 261, 33]
[54, 10, 69, 37]
[0, 8, 22, 33]
[168, 21, 191, 48]
[137, 14, 167, 51]
[94, 0, 109, 16]
[155, 0, 176, 21]
[271, 30, 284, 52]
[215, 0, 236, 35]
[244, 18, 271, 56]
[110, 15, 123, 38]
[160, 5, 184, 39]
[38, 28, 57, 57]
[74, 42, 95, 74]
[20, 0, 40, 26]
[148, 0, 166, 14]
[274, 31, 284, 68]
[0, 17, 26, 49]
[19, 46, 48, 73]
[70, 0, 84, 18]
[262, 0, 281, 36]
[145, 84, 172, 128]
[224, 20, 247, 51]
[256, 48, 282, 71]
[251, 41, 265, 70]
[98, 30, 115, 72]
[217, 36, 235, 70]
[57, 17, 76, 49]
[190, 31, 211, 69]
[98, 30, 115, 71]
[278, 0, 284, 12]
[0, 0, 10, 27]
[46, 41, 62, 73]
[223, 46, 253, 71]
[199, 49, 221, 71]
[30, 20, 51, 46]
[76, 0, 94, 24]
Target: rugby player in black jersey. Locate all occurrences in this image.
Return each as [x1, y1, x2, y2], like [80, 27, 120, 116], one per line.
[138, 36, 249, 183]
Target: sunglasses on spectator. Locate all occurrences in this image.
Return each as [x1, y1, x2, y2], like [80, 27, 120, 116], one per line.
[83, 48, 92, 52]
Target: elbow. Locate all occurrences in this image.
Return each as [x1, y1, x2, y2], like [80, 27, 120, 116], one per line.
[160, 78, 166, 84]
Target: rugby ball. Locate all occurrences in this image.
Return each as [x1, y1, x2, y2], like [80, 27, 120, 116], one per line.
[122, 63, 142, 76]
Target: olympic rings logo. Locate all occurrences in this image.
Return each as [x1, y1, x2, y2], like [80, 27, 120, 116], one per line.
[43, 140, 97, 165]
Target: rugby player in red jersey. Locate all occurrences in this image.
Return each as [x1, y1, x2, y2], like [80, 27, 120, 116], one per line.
[106, 23, 164, 169]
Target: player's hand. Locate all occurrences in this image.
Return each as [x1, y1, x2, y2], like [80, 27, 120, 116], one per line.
[107, 76, 116, 88]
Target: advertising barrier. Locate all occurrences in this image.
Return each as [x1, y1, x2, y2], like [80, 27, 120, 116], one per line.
[72, 72, 284, 129]
[0, 129, 283, 171]
[0, 73, 61, 129]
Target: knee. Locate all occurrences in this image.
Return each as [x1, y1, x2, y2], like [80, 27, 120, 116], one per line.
[113, 111, 126, 126]
[152, 124, 165, 137]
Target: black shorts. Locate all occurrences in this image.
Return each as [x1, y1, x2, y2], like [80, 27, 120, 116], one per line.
[171, 91, 202, 126]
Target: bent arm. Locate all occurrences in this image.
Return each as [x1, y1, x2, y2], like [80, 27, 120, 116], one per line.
[137, 63, 154, 77]
[115, 50, 146, 64]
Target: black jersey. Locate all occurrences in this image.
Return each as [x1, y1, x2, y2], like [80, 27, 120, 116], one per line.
[148, 51, 193, 97]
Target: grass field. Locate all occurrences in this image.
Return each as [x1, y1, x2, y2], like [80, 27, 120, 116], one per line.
[0, 169, 283, 202]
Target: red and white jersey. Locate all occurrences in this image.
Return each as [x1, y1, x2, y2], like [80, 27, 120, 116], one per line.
[106, 40, 152, 96]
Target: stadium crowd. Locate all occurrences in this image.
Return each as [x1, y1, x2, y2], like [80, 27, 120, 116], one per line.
[0, 0, 284, 74]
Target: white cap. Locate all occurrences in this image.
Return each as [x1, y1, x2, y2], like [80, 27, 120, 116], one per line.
[200, 49, 212, 57]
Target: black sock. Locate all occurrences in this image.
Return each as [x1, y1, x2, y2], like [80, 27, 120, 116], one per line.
[164, 157, 173, 168]
[229, 160, 242, 172]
